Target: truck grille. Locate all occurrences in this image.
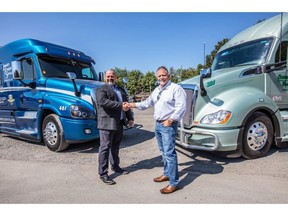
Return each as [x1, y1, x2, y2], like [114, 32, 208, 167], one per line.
[180, 84, 198, 128]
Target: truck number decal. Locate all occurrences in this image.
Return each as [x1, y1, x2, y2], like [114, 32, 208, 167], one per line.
[59, 106, 67, 111]
[206, 80, 216, 87]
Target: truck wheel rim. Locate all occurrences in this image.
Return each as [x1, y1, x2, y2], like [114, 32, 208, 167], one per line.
[246, 121, 268, 151]
[43, 122, 58, 146]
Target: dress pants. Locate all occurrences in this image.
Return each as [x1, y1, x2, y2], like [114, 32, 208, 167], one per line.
[98, 121, 124, 177]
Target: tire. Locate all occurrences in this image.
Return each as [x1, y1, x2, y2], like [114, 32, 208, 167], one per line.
[242, 112, 273, 159]
[42, 114, 69, 152]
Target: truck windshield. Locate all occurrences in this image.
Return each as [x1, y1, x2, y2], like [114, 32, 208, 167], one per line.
[38, 55, 98, 80]
[212, 38, 273, 71]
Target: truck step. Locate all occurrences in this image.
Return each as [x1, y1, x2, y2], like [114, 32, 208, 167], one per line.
[17, 116, 36, 120]
[15, 129, 37, 135]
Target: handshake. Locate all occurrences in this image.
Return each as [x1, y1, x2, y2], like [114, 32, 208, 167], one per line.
[122, 102, 131, 112]
[122, 102, 135, 128]
[123, 102, 136, 111]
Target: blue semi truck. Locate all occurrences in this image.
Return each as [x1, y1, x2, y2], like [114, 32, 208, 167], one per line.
[0, 39, 104, 151]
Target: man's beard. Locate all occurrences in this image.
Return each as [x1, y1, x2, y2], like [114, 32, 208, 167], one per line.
[158, 80, 167, 86]
[107, 80, 115, 85]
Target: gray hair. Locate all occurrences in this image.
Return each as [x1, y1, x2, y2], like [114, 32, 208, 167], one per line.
[155, 66, 169, 76]
[106, 69, 117, 75]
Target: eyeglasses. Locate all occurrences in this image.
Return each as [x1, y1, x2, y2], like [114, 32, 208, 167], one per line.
[157, 91, 162, 100]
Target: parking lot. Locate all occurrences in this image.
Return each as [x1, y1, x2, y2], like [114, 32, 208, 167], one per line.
[1, 108, 288, 204]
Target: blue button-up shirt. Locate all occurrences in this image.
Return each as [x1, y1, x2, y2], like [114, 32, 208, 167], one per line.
[136, 81, 187, 121]
[111, 85, 124, 120]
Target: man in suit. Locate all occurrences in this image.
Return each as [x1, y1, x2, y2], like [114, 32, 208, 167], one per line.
[96, 69, 134, 185]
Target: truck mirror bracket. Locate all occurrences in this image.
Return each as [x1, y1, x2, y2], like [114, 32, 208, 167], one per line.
[200, 68, 211, 96]
[66, 72, 80, 97]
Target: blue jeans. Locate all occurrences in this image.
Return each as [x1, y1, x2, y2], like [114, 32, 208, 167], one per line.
[155, 121, 179, 187]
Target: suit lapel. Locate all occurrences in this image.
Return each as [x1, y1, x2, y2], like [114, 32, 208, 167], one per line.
[105, 84, 119, 101]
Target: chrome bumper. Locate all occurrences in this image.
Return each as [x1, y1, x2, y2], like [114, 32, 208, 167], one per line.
[176, 120, 219, 151]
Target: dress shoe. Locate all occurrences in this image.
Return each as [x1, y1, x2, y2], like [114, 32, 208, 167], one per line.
[153, 175, 169, 182]
[160, 185, 179, 194]
[111, 167, 129, 175]
[100, 176, 116, 185]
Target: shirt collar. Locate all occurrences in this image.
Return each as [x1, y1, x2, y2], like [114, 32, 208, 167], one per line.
[107, 83, 118, 89]
[158, 80, 171, 91]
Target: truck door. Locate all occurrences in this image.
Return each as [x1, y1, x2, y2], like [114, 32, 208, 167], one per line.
[12, 55, 40, 137]
[15, 56, 39, 110]
[267, 40, 288, 109]
[0, 62, 18, 132]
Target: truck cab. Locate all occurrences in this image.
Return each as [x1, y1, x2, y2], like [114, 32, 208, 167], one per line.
[177, 13, 288, 159]
[0, 39, 104, 151]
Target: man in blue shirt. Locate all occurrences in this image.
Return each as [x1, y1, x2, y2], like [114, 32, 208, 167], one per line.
[128, 66, 187, 194]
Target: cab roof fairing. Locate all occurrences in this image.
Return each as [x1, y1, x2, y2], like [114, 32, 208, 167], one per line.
[0, 38, 95, 64]
[219, 13, 288, 53]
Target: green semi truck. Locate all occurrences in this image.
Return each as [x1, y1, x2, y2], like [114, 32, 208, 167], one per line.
[177, 13, 288, 159]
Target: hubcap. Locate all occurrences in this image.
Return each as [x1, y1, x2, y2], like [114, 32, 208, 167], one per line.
[43, 121, 58, 146]
[247, 121, 268, 151]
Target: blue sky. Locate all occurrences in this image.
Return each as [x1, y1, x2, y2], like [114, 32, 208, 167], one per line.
[0, 12, 280, 73]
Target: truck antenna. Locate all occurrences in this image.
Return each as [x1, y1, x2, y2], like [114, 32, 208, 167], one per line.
[203, 42, 206, 67]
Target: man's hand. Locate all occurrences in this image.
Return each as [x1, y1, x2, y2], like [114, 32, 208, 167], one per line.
[162, 119, 173, 126]
[128, 120, 134, 128]
[127, 103, 136, 108]
[122, 102, 130, 111]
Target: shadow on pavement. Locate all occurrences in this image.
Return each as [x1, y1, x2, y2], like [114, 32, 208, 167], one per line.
[66, 123, 155, 153]
[122, 145, 245, 189]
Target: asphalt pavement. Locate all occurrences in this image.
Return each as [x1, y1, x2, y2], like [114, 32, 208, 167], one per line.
[1, 109, 288, 209]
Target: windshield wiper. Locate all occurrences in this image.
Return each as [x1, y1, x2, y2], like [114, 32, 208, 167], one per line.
[45, 75, 68, 78]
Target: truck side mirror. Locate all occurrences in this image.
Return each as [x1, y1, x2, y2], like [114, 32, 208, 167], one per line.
[99, 72, 104, 82]
[199, 68, 212, 96]
[200, 68, 212, 78]
[122, 77, 128, 84]
[11, 61, 23, 80]
[66, 72, 76, 80]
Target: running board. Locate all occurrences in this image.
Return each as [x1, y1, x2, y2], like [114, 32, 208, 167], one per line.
[15, 129, 37, 135]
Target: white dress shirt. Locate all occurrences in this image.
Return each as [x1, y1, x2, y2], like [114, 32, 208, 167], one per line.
[136, 81, 187, 121]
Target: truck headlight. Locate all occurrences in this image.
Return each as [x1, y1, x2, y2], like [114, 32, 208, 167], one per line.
[200, 110, 232, 124]
[70, 105, 94, 119]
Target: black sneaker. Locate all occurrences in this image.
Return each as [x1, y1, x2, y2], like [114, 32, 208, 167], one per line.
[100, 176, 116, 185]
[111, 167, 129, 175]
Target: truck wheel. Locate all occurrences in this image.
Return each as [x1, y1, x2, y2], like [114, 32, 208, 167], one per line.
[42, 114, 69, 152]
[242, 112, 273, 159]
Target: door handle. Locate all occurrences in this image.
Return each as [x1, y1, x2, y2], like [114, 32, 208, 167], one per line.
[20, 94, 24, 103]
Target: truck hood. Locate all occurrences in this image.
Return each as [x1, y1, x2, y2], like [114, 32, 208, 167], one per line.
[181, 66, 254, 85]
[43, 78, 104, 104]
[180, 75, 200, 85]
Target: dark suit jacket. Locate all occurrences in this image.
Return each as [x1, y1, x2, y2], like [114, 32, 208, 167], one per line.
[96, 84, 134, 130]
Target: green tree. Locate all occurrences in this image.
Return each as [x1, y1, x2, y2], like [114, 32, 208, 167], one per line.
[181, 67, 199, 80]
[112, 67, 129, 88]
[205, 38, 229, 68]
[126, 70, 143, 95]
[141, 71, 157, 93]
